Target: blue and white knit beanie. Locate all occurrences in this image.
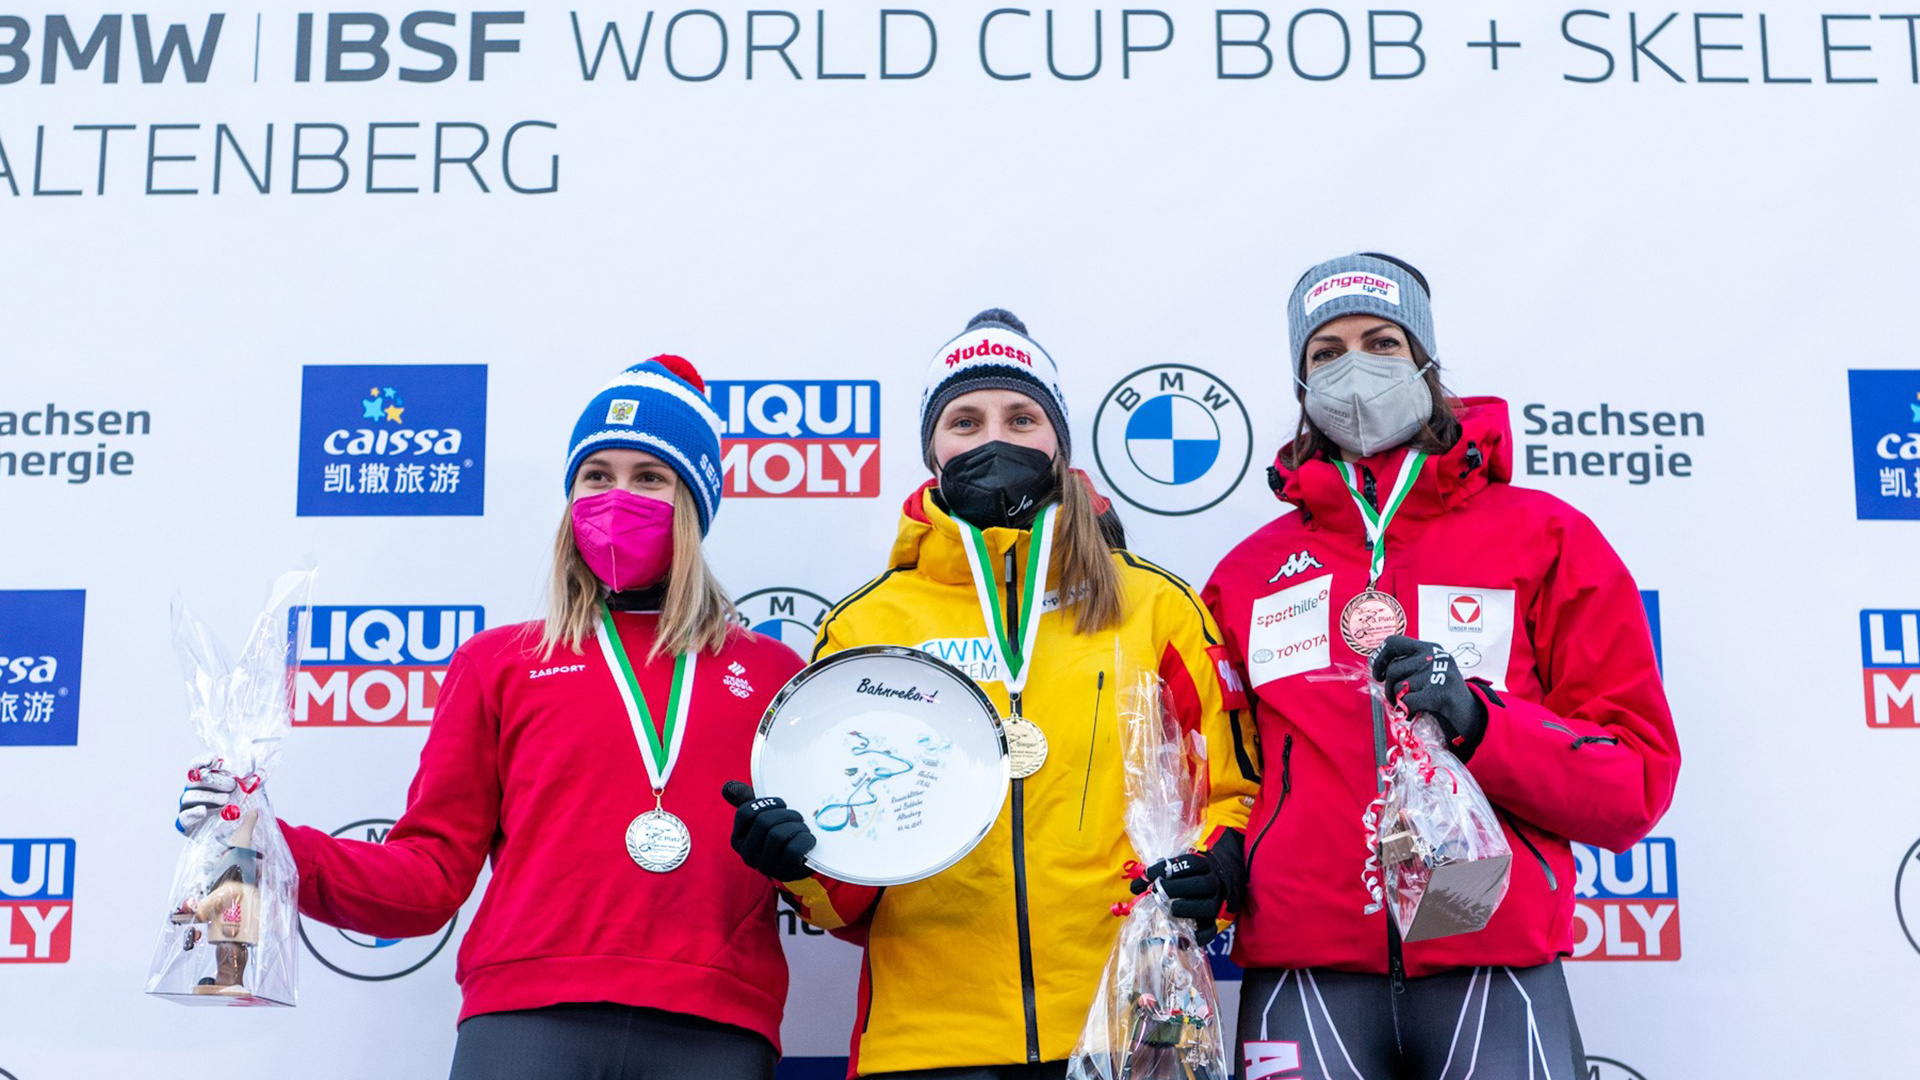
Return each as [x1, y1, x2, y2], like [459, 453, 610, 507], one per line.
[918, 309, 1070, 470]
[563, 355, 725, 534]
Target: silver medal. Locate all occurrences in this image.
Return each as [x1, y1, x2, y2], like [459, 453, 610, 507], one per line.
[626, 808, 691, 873]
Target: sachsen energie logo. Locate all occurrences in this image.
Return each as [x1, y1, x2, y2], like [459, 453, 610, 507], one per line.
[1570, 838, 1679, 961]
[707, 381, 879, 497]
[1, 840, 74, 963]
[1849, 369, 1920, 520]
[296, 364, 487, 516]
[1861, 610, 1919, 728]
[292, 606, 483, 726]
[0, 590, 85, 748]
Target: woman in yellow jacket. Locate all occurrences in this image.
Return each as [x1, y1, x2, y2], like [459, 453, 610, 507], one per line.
[725, 309, 1262, 1079]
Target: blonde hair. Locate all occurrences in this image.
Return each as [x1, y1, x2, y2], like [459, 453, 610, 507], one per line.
[1050, 453, 1125, 635]
[540, 482, 736, 661]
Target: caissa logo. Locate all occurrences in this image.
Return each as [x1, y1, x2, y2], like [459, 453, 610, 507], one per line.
[296, 364, 487, 517]
[1204, 921, 1241, 982]
[733, 588, 831, 655]
[291, 606, 484, 726]
[1093, 364, 1252, 516]
[707, 380, 879, 497]
[0, 590, 85, 748]
[298, 820, 457, 980]
[1847, 368, 1920, 520]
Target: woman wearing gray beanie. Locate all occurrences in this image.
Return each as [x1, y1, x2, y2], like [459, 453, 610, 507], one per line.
[727, 308, 1263, 1079]
[1203, 254, 1681, 1078]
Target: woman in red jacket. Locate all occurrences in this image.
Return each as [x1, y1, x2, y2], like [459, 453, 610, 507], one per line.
[176, 356, 804, 1080]
[1203, 254, 1680, 1079]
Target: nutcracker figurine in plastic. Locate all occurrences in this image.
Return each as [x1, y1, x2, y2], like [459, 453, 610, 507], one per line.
[1120, 930, 1224, 1080]
[170, 809, 263, 995]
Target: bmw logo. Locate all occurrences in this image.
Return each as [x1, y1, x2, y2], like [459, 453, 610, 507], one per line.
[733, 587, 833, 655]
[298, 819, 458, 981]
[1093, 364, 1253, 516]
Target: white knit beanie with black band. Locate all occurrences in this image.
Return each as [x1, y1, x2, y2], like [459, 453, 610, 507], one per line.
[918, 308, 1070, 470]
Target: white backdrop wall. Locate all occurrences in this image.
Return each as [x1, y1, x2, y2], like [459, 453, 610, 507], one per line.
[2, 3, 1918, 1078]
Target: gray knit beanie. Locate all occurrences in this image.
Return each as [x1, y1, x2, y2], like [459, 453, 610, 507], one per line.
[1286, 253, 1436, 373]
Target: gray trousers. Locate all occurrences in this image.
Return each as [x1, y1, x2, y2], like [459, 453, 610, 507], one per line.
[1237, 963, 1588, 1080]
[448, 1002, 777, 1080]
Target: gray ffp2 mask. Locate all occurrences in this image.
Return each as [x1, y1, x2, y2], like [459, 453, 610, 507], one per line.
[1300, 353, 1434, 457]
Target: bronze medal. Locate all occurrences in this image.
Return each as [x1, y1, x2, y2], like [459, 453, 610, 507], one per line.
[1340, 589, 1406, 657]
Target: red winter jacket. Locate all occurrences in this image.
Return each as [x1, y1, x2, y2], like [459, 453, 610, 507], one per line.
[282, 613, 805, 1042]
[1201, 397, 1679, 976]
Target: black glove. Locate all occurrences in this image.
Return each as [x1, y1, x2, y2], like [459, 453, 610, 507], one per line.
[1129, 830, 1247, 946]
[1370, 634, 1490, 761]
[722, 780, 817, 882]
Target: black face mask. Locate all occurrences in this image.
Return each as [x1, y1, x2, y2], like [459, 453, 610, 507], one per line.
[937, 441, 1057, 529]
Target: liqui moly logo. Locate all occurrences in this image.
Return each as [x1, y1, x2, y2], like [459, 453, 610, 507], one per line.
[1862, 610, 1920, 728]
[291, 606, 483, 726]
[1302, 272, 1400, 314]
[1570, 838, 1680, 961]
[707, 380, 879, 497]
[1, 840, 74, 963]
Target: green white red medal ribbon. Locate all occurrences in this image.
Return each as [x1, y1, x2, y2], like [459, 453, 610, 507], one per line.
[595, 603, 697, 792]
[954, 503, 1057, 696]
[1332, 451, 1427, 586]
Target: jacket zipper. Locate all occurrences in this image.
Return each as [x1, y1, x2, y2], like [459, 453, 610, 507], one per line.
[1370, 688, 1408, 1007]
[1498, 807, 1557, 891]
[1244, 735, 1293, 868]
[1006, 547, 1041, 1065]
[1077, 671, 1104, 830]
[1359, 464, 1381, 555]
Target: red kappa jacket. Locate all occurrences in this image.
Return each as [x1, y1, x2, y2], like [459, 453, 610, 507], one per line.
[1202, 397, 1679, 975]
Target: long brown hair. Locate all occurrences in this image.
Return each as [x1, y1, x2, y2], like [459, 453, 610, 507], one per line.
[539, 482, 736, 661]
[1276, 339, 1463, 470]
[1049, 453, 1124, 635]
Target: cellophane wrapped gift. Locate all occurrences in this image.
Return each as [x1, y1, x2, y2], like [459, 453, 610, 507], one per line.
[1364, 680, 1511, 943]
[146, 569, 315, 1006]
[1066, 671, 1229, 1080]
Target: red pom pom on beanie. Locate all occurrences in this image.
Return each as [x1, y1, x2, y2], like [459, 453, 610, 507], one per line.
[649, 353, 704, 392]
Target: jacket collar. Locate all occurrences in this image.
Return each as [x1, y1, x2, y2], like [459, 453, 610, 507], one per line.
[1268, 396, 1514, 535]
[888, 470, 1112, 586]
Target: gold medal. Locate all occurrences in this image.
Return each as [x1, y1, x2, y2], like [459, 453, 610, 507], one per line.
[1003, 715, 1049, 780]
[1340, 589, 1406, 658]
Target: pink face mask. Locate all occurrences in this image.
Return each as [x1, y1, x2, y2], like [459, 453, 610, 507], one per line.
[570, 489, 675, 592]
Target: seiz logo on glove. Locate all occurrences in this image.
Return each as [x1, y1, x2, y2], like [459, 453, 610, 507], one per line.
[1370, 634, 1490, 761]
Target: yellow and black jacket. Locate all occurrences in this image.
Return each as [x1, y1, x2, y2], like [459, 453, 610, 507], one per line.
[781, 479, 1260, 1075]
